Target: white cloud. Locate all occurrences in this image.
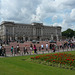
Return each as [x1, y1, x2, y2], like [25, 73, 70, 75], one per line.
[0, 0, 75, 31]
[0, 0, 41, 23]
[70, 9, 75, 20]
[52, 15, 58, 22]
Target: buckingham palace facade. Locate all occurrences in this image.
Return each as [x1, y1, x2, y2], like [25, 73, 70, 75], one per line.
[0, 21, 62, 41]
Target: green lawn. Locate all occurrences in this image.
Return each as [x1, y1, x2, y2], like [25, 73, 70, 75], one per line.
[0, 51, 75, 75]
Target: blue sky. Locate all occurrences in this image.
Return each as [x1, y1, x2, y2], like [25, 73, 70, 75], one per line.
[0, 0, 75, 31]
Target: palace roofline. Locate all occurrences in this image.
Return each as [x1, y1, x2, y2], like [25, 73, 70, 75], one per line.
[0, 21, 61, 28]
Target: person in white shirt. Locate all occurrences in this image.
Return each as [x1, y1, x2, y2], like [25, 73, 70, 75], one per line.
[46, 43, 48, 51]
[41, 44, 44, 50]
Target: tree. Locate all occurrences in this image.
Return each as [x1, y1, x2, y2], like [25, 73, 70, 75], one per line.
[62, 28, 74, 38]
[74, 31, 75, 36]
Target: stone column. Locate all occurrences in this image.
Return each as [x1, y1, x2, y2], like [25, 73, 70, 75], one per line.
[13, 27, 14, 40]
[28, 37, 30, 41]
[33, 27, 36, 36]
[55, 28, 58, 41]
[40, 37, 41, 41]
[23, 36, 25, 41]
[56, 34, 58, 41]
[3, 25, 6, 41]
[10, 37, 12, 40]
[15, 36, 17, 40]
[51, 34, 53, 40]
[41, 27, 43, 36]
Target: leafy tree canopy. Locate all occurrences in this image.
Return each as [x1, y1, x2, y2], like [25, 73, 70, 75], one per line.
[62, 28, 75, 38]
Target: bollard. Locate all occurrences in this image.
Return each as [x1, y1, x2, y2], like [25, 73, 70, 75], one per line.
[71, 47, 72, 51]
[4, 49, 6, 57]
[22, 52, 23, 56]
[60, 63, 62, 68]
[48, 50, 49, 53]
[51, 49, 53, 53]
[30, 51, 31, 55]
[63, 48, 64, 52]
[58, 48, 59, 52]
[14, 52, 15, 56]
[23, 47, 25, 55]
[14, 48, 16, 56]
[42, 51, 44, 54]
[67, 47, 68, 51]
[30, 50, 32, 55]
[36, 51, 38, 54]
[58, 46, 59, 52]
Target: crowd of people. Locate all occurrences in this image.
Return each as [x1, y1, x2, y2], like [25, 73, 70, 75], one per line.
[0, 44, 6, 56]
[9, 42, 75, 55]
[0, 40, 75, 56]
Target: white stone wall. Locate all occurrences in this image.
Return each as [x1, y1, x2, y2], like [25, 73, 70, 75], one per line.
[0, 21, 62, 41]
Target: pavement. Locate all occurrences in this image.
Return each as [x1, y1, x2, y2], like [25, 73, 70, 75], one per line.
[0, 48, 75, 57]
[0, 41, 75, 57]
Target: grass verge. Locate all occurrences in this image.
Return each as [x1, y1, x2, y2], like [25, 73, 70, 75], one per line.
[0, 51, 75, 75]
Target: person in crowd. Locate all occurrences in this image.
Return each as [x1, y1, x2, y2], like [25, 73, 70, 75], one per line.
[2, 46, 5, 56]
[33, 45, 37, 54]
[30, 44, 33, 54]
[46, 43, 48, 51]
[6, 40, 9, 45]
[52, 45, 56, 52]
[16, 45, 20, 54]
[60, 44, 62, 49]
[0, 44, 2, 56]
[70, 43, 73, 48]
[24, 45, 29, 54]
[49, 44, 52, 50]
[30, 44, 33, 50]
[39, 46, 41, 51]
[41, 44, 44, 50]
[11, 46, 14, 55]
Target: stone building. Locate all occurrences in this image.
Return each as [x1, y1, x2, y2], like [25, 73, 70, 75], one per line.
[0, 21, 62, 41]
